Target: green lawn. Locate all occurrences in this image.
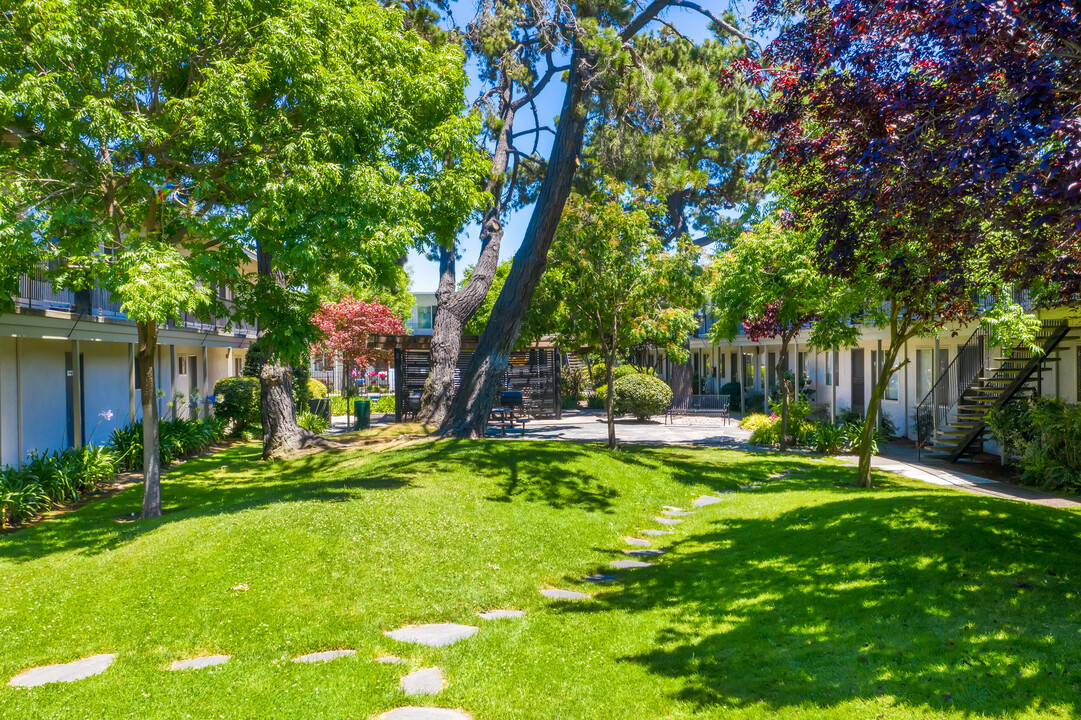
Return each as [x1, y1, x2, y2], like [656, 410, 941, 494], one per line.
[1, 438, 1079, 719]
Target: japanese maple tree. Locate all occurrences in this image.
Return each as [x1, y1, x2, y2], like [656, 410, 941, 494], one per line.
[311, 296, 405, 406]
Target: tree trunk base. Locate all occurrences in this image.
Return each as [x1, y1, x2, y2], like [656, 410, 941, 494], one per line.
[260, 360, 319, 460]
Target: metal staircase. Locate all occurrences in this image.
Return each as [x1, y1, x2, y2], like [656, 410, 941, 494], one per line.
[916, 319, 1076, 462]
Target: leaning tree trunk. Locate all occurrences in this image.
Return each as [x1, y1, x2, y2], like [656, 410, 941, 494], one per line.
[442, 49, 590, 437]
[260, 359, 315, 459]
[417, 71, 514, 426]
[857, 342, 902, 488]
[135, 320, 162, 518]
[255, 241, 315, 459]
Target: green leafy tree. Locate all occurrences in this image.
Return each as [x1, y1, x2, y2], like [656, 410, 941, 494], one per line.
[710, 215, 850, 451]
[438, 1, 760, 437]
[545, 187, 704, 449]
[461, 260, 556, 345]
[1, 0, 484, 496]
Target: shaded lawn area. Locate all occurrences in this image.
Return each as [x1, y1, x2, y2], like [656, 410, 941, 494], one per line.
[1, 438, 1079, 719]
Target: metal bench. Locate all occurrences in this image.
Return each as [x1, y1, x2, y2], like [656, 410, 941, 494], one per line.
[491, 391, 529, 436]
[665, 394, 731, 425]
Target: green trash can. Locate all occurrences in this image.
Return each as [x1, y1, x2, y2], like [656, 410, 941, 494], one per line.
[354, 398, 371, 430]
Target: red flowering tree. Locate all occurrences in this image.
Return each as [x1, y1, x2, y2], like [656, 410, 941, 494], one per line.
[311, 296, 405, 412]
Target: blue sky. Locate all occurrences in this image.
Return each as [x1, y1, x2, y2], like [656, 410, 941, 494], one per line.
[407, 1, 762, 291]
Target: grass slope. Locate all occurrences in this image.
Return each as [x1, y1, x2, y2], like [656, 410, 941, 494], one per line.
[1, 439, 1079, 719]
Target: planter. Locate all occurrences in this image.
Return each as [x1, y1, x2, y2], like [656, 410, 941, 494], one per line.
[354, 399, 371, 430]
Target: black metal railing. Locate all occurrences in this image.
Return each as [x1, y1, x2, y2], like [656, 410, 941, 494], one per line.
[915, 321, 993, 459]
[11, 272, 258, 338]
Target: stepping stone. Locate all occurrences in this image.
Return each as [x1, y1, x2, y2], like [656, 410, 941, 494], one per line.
[401, 667, 445, 696]
[654, 517, 683, 525]
[623, 548, 666, 557]
[540, 588, 590, 600]
[610, 559, 653, 569]
[169, 654, 230, 671]
[375, 655, 407, 664]
[292, 649, 356, 663]
[8, 654, 116, 687]
[662, 509, 692, 517]
[385, 624, 478, 648]
[624, 536, 651, 547]
[477, 610, 524, 620]
[662, 505, 684, 512]
[693, 495, 724, 507]
[740, 484, 762, 490]
[583, 574, 619, 583]
[378, 709, 473, 720]
[639, 529, 671, 536]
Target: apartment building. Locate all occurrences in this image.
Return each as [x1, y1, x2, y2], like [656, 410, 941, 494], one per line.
[0, 272, 255, 467]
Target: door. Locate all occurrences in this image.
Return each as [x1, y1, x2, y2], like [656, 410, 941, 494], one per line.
[64, 352, 86, 448]
[767, 352, 776, 390]
[851, 349, 865, 417]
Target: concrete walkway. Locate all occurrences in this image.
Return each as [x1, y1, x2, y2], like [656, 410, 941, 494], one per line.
[504, 410, 1081, 510]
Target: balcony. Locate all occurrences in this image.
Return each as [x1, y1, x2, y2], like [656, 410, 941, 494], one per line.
[11, 272, 258, 338]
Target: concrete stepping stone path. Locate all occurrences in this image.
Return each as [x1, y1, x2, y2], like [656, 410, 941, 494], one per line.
[662, 505, 684, 512]
[169, 654, 230, 671]
[540, 588, 590, 600]
[583, 573, 619, 583]
[401, 667, 445, 696]
[624, 536, 651, 547]
[385, 624, 479, 648]
[611, 559, 653, 569]
[292, 649, 355, 664]
[8, 654, 116, 687]
[740, 484, 762, 490]
[379, 708, 473, 720]
[639, 529, 671, 536]
[477, 610, 524, 620]
[693, 495, 724, 507]
[623, 548, 666, 557]
[662, 509, 692, 517]
[654, 517, 683, 525]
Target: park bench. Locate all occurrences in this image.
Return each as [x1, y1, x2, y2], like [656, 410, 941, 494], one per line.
[665, 394, 731, 425]
[491, 391, 530, 436]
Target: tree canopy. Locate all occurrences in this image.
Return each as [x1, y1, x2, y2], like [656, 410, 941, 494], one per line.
[545, 185, 704, 448]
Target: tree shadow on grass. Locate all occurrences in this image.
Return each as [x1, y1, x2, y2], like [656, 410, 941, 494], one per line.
[559, 491, 1081, 716]
[0, 442, 415, 563]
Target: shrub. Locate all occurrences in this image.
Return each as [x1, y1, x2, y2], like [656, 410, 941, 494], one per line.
[835, 406, 864, 425]
[843, 420, 887, 457]
[214, 377, 260, 433]
[740, 413, 780, 444]
[719, 381, 741, 411]
[810, 423, 846, 454]
[109, 418, 225, 472]
[307, 378, 328, 399]
[744, 390, 765, 413]
[373, 395, 395, 413]
[297, 411, 330, 434]
[613, 373, 672, 421]
[0, 445, 118, 527]
[987, 397, 1081, 490]
[611, 364, 639, 381]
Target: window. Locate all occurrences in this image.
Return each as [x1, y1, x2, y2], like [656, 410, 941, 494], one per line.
[234, 358, 243, 377]
[916, 348, 933, 399]
[178, 356, 188, 376]
[730, 352, 736, 380]
[417, 305, 433, 330]
[718, 353, 726, 379]
[826, 351, 833, 386]
[833, 350, 840, 386]
[873, 350, 899, 401]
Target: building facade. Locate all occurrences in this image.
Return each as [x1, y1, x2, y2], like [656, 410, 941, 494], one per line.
[0, 274, 255, 467]
[638, 307, 1081, 456]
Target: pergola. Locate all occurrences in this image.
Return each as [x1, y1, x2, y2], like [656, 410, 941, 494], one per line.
[366, 335, 563, 422]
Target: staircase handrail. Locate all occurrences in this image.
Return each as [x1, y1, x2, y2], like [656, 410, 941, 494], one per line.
[915, 321, 993, 459]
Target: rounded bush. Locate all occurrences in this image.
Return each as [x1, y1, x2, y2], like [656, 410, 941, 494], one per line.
[611, 364, 639, 381]
[613, 373, 672, 421]
[214, 377, 260, 431]
[308, 378, 329, 399]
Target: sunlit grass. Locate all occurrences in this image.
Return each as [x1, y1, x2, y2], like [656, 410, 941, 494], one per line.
[1, 439, 1078, 719]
